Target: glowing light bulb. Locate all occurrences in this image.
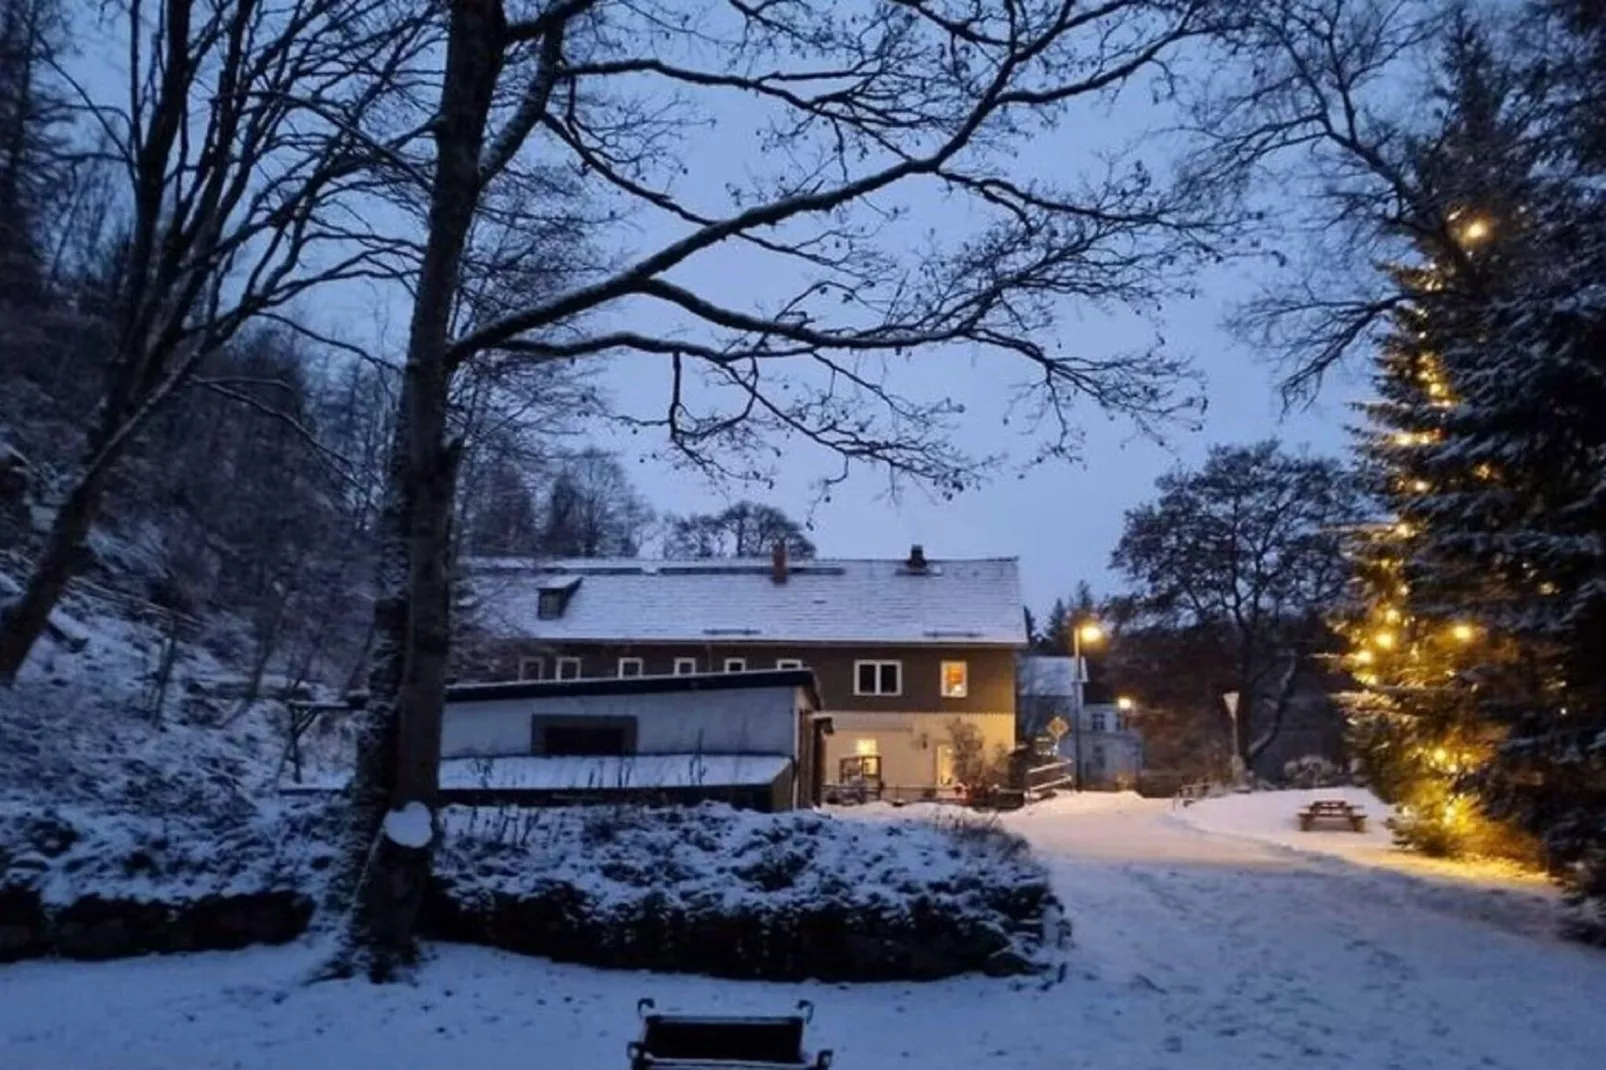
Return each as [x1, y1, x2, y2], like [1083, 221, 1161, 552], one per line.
[1459, 217, 1492, 244]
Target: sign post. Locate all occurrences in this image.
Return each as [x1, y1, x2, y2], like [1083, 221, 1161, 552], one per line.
[1223, 690, 1244, 786]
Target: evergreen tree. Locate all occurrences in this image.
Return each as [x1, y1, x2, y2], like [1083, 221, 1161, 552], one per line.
[1337, 23, 1548, 861]
[1460, 0, 1606, 939]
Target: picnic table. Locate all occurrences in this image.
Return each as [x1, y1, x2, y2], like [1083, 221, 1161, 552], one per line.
[1298, 798, 1367, 833]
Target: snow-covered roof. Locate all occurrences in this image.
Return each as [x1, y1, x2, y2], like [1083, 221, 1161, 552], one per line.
[461, 556, 1027, 646]
[1018, 656, 1078, 696]
[438, 754, 791, 791]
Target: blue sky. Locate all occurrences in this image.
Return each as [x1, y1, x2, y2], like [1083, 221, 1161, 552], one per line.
[594, 260, 1363, 609]
[66, 2, 1370, 611]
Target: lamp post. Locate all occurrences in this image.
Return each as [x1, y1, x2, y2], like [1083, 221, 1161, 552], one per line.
[1071, 621, 1104, 791]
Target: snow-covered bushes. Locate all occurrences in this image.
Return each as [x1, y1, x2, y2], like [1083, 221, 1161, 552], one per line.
[0, 799, 335, 962]
[426, 803, 1061, 981]
[0, 797, 1061, 980]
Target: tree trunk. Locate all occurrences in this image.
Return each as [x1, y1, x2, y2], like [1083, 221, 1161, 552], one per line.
[328, 0, 505, 982]
[0, 458, 115, 683]
[1245, 652, 1302, 767]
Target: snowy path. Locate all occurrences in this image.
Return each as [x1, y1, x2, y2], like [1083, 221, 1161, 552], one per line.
[1011, 801, 1605, 1069]
[2, 800, 1604, 1069]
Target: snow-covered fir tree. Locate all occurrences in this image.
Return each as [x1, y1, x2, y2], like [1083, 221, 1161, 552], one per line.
[1337, 25, 1541, 861]
[1460, 0, 1606, 941]
[1341, 13, 1606, 934]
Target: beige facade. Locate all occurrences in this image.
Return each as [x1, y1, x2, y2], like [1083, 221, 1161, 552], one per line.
[823, 710, 1016, 799]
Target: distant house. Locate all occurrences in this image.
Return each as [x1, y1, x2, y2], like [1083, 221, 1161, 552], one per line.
[458, 543, 1027, 800]
[1017, 655, 1143, 789]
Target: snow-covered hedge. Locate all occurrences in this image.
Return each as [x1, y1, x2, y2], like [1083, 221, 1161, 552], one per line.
[427, 804, 1062, 981]
[0, 799, 1063, 981]
[0, 799, 334, 962]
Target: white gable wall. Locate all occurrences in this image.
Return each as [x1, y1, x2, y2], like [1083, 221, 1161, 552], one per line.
[441, 683, 803, 758]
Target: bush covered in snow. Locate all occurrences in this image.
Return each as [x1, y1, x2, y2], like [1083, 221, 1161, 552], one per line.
[1, 796, 1062, 981]
[0, 798, 336, 962]
[428, 803, 1061, 981]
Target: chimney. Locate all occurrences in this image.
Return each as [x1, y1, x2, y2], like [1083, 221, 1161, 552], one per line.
[907, 543, 928, 572]
[771, 539, 789, 584]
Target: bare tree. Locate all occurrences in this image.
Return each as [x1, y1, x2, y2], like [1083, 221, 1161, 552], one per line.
[0, 0, 69, 303]
[337, 0, 1255, 978]
[0, 0, 431, 682]
[663, 501, 816, 559]
[1109, 441, 1364, 768]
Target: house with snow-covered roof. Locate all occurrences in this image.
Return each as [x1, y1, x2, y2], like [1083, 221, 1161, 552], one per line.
[455, 543, 1027, 801]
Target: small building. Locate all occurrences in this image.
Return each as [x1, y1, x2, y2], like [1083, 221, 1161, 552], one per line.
[1017, 655, 1143, 790]
[456, 544, 1027, 801]
[435, 668, 824, 812]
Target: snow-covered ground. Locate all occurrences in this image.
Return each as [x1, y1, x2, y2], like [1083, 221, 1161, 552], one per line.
[3, 792, 1604, 1069]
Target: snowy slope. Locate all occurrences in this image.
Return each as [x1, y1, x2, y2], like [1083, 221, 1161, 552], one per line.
[4, 801, 1605, 1070]
[0, 577, 282, 815]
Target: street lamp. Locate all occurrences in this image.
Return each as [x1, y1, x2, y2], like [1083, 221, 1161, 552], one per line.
[1071, 620, 1104, 790]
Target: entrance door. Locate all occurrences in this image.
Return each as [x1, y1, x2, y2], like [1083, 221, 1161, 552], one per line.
[935, 743, 957, 788]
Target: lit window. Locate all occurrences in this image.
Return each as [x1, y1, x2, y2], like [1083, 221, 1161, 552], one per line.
[940, 660, 968, 698]
[618, 657, 643, 678]
[724, 658, 747, 673]
[517, 657, 544, 681]
[776, 658, 804, 670]
[854, 738, 878, 756]
[537, 590, 564, 619]
[1090, 712, 1108, 732]
[673, 657, 698, 675]
[854, 660, 902, 696]
[555, 656, 581, 680]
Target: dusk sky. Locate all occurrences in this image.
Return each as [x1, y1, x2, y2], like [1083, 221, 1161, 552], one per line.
[551, 29, 1373, 612]
[598, 264, 1364, 610]
[68, 3, 1373, 613]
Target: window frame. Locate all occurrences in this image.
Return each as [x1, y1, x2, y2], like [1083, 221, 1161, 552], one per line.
[1090, 711, 1108, 733]
[853, 659, 903, 697]
[517, 656, 545, 681]
[723, 657, 748, 673]
[554, 656, 582, 680]
[775, 658, 804, 670]
[617, 656, 644, 678]
[672, 657, 698, 675]
[939, 659, 969, 699]
[536, 590, 563, 620]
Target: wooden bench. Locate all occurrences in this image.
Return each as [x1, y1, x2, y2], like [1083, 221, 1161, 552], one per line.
[1298, 799, 1366, 832]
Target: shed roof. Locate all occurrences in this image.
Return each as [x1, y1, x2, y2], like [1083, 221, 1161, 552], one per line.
[461, 556, 1027, 647]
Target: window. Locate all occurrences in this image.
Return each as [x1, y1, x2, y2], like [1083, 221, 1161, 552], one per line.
[517, 656, 544, 681]
[617, 657, 644, 678]
[854, 660, 902, 696]
[555, 656, 582, 680]
[673, 657, 698, 675]
[537, 590, 564, 619]
[532, 715, 635, 757]
[940, 660, 968, 698]
[1090, 711, 1108, 733]
[724, 658, 747, 673]
[776, 658, 804, 670]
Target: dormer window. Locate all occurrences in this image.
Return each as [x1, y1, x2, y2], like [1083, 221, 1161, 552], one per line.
[535, 577, 582, 620]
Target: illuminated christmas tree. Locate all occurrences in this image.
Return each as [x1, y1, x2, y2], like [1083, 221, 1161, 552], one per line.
[1337, 29, 1538, 859]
